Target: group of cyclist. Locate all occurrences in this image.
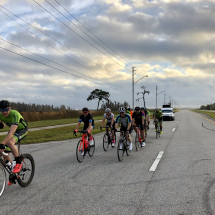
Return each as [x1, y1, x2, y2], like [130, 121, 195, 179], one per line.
[73, 105, 163, 152]
[0, 99, 163, 185]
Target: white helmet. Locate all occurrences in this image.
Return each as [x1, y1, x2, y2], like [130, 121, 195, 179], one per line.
[119, 107, 125, 113]
[105, 108, 111, 113]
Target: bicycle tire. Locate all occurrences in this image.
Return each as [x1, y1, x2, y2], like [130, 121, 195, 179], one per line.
[0, 164, 6, 197]
[103, 133, 109, 151]
[117, 139, 125, 162]
[17, 153, 35, 187]
[88, 137, 95, 157]
[126, 139, 131, 156]
[76, 140, 85, 163]
[135, 132, 140, 151]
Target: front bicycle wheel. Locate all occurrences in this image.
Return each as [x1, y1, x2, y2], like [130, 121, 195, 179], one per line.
[0, 164, 6, 197]
[117, 139, 125, 162]
[88, 137, 95, 157]
[103, 133, 109, 151]
[17, 153, 35, 187]
[135, 133, 140, 151]
[76, 140, 85, 163]
[126, 140, 131, 156]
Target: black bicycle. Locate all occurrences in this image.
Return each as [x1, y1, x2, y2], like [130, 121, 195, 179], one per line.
[0, 141, 35, 197]
[116, 130, 131, 162]
[101, 126, 116, 151]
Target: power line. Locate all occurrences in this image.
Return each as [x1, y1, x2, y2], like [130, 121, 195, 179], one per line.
[0, 5, 119, 77]
[0, 46, 132, 92]
[33, 0, 132, 73]
[55, 0, 130, 65]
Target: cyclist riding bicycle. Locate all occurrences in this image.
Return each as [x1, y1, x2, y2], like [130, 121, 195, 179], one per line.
[132, 106, 145, 147]
[115, 107, 133, 150]
[153, 108, 163, 134]
[144, 107, 151, 131]
[0, 100, 28, 185]
[75, 107, 94, 149]
[100, 108, 116, 147]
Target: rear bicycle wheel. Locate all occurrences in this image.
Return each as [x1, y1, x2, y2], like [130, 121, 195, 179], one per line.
[88, 137, 95, 157]
[76, 140, 85, 163]
[103, 133, 109, 151]
[117, 139, 125, 162]
[17, 153, 35, 187]
[0, 164, 6, 197]
[135, 132, 140, 151]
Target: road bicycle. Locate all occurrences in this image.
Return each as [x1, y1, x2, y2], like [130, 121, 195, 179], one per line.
[154, 120, 161, 139]
[101, 126, 116, 151]
[0, 140, 35, 197]
[116, 130, 131, 162]
[74, 130, 95, 163]
[133, 125, 143, 151]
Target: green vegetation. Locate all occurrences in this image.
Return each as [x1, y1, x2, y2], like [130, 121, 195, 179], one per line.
[0, 121, 104, 144]
[192, 110, 215, 119]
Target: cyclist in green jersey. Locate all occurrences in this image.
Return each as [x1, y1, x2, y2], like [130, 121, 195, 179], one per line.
[153, 108, 163, 134]
[0, 100, 28, 182]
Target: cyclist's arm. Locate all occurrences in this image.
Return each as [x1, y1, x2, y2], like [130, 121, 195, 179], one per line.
[101, 118, 105, 127]
[76, 121, 81, 130]
[1, 124, 17, 145]
[127, 122, 131, 130]
[0, 120, 6, 128]
[87, 122, 92, 131]
[111, 117, 114, 127]
[132, 118, 135, 125]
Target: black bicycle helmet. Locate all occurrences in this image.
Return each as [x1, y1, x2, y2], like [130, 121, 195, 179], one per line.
[82, 107, 89, 112]
[135, 106, 140, 111]
[0, 100, 10, 108]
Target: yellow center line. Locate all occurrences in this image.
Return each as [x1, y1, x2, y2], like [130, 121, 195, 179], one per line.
[193, 112, 215, 124]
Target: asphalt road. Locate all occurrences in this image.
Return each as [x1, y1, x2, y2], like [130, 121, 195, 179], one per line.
[1, 110, 215, 215]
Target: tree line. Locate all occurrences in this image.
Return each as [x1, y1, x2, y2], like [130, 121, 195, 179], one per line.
[200, 103, 215, 110]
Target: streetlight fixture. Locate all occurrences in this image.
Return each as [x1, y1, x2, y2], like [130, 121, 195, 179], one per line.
[156, 86, 165, 108]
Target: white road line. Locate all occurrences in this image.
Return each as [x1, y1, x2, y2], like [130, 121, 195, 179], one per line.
[172, 128, 175, 131]
[149, 151, 164, 171]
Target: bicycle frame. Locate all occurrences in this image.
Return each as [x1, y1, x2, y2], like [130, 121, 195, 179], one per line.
[79, 133, 89, 152]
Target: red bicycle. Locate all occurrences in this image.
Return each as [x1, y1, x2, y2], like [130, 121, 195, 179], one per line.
[74, 130, 95, 163]
[133, 125, 143, 151]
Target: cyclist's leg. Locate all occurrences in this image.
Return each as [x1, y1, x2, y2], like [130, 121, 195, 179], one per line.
[140, 125, 145, 142]
[160, 118, 163, 133]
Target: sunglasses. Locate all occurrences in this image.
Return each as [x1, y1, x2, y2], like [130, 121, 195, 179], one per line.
[120, 112, 125, 114]
[0, 108, 9, 112]
[83, 112, 88, 114]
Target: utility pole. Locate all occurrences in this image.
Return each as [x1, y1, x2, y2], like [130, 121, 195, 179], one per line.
[132, 67, 135, 110]
[156, 86, 165, 109]
[136, 86, 150, 107]
[164, 93, 166, 105]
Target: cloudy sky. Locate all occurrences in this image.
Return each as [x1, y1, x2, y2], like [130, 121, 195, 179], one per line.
[0, 0, 214, 109]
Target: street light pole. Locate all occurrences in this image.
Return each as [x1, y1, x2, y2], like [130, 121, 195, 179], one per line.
[156, 86, 165, 109]
[132, 67, 135, 110]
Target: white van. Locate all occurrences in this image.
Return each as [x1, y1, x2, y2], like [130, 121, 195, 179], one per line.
[161, 107, 175, 121]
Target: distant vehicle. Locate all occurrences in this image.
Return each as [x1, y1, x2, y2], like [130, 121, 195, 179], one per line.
[161, 105, 175, 121]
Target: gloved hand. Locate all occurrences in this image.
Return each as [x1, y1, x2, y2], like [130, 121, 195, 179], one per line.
[0, 144, 5, 149]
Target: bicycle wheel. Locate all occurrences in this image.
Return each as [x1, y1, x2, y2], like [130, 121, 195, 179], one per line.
[76, 140, 85, 163]
[103, 133, 109, 151]
[88, 137, 95, 157]
[17, 153, 35, 187]
[0, 164, 6, 197]
[117, 139, 125, 162]
[135, 132, 140, 151]
[126, 140, 131, 156]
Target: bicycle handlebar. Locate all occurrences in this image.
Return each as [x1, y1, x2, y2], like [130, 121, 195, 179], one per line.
[73, 130, 88, 136]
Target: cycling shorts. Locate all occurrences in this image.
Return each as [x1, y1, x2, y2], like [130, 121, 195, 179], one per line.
[83, 125, 95, 131]
[134, 123, 144, 131]
[106, 122, 116, 131]
[120, 126, 132, 134]
[13, 127, 28, 143]
[156, 117, 163, 122]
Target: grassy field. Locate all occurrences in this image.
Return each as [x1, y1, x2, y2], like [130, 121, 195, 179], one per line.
[0, 121, 105, 144]
[192, 110, 215, 119]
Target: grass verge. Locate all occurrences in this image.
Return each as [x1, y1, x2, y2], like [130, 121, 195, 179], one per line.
[0, 121, 104, 144]
[192, 110, 215, 119]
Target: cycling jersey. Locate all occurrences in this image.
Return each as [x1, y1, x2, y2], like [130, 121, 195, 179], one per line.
[144, 110, 150, 116]
[79, 113, 94, 130]
[154, 111, 163, 119]
[116, 113, 131, 128]
[0, 110, 27, 130]
[103, 113, 114, 123]
[132, 112, 145, 124]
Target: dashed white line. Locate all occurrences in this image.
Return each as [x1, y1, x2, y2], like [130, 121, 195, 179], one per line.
[172, 128, 175, 131]
[177, 121, 179, 123]
[149, 151, 164, 171]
